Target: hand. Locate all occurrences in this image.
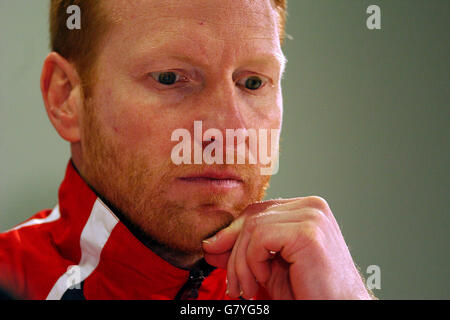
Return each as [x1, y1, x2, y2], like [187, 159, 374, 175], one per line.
[202, 196, 373, 300]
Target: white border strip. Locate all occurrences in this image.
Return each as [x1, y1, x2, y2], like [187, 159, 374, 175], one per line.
[46, 199, 118, 300]
[8, 204, 61, 232]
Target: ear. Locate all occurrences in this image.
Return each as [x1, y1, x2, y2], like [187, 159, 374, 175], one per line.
[40, 52, 83, 142]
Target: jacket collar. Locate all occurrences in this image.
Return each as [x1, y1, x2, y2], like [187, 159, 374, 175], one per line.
[56, 160, 202, 299]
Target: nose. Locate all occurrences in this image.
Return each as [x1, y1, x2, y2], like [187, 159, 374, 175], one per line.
[195, 78, 258, 165]
[201, 78, 248, 134]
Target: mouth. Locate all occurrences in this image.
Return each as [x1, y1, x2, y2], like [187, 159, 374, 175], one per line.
[177, 171, 243, 189]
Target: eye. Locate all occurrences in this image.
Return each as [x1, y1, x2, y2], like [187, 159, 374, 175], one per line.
[237, 75, 267, 91]
[150, 71, 185, 85]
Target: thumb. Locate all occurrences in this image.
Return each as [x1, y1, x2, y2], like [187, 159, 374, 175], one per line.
[202, 217, 245, 254]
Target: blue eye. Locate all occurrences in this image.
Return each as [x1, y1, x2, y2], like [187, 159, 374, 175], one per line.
[237, 75, 267, 91]
[150, 72, 181, 85]
[244, 76, 263, 90]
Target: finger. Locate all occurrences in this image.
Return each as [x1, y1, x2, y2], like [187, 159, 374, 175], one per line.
[202, 199, 299, 254]
[225, 226, 245, 298]
[202, 218, 244, 254]
[203, 251, 231, 269]
[219, 203, 323, 298]
[225, 204, 300, 299]
[258, 196, 335, 224]
[232, 222, 260, 299]
[246, 222, 310, 285]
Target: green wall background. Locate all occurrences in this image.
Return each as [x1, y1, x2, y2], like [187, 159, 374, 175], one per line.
[0, 1, 448, 299]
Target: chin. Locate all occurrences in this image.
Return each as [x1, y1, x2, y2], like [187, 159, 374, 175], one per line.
[163, 211, 234, 254]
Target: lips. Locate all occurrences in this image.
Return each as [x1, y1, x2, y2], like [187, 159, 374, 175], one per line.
[179, 170, 243, 182]
[177, 170, 243, 189]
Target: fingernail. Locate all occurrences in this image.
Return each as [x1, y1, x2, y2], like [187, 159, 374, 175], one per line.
[202, 235, 217, 244]
[225, 278, 229, 295]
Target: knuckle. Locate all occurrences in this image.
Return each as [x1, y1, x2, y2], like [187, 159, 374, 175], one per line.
[297, 222, 326, 251]
[304, 196, 330, 211]
[248, 224, 267, 248]
[243, 214, 261, 232]
[300, 207, 326, 223]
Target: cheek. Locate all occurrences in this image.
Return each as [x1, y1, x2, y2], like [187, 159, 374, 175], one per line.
[93, 92, 166, 157]
[98, 100, 189, 161]
[257, 98, 283, 131]
[246, 89, 283, 129]
[114, 112, 173, 157]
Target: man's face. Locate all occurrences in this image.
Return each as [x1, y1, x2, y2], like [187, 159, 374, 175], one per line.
[79, 0, 285, 255]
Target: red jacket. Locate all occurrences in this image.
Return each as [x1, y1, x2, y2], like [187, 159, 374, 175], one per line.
[0, 161, 269, 300]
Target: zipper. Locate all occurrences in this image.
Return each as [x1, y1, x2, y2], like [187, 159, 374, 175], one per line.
[174, 259, 216, 300]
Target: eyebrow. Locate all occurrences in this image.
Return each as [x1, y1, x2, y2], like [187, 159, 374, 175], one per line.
[241, 52, 288, 74]
[130, 33, 288, 77]
[137, 50, 287, 74]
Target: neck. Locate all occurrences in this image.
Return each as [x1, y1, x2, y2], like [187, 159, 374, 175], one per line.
[98, 197, 203, 269]
[136, 235, 204, 270]
[71, 159, 203, 270]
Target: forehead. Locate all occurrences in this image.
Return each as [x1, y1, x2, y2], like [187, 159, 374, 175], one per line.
[106, 0, 279, 31]
[102, 0, 282, 63]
